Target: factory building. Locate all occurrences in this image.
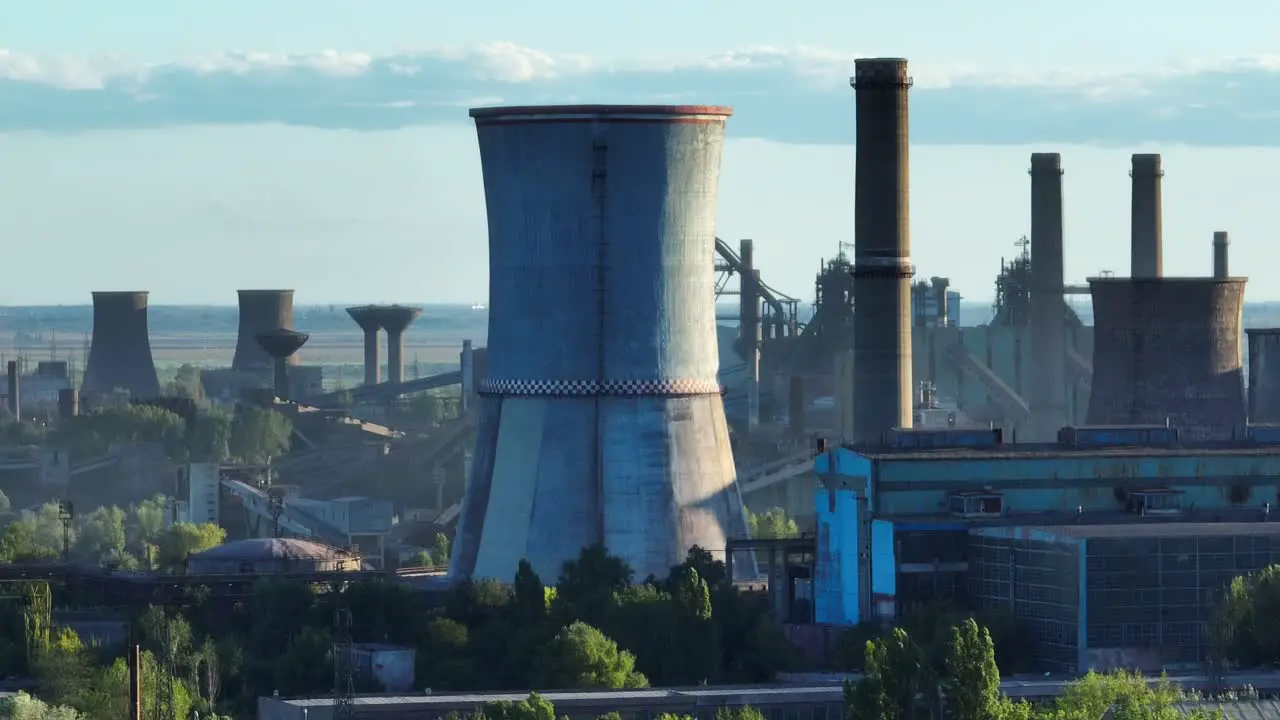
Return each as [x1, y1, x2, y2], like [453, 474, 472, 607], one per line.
[812, 426, 1280, 633]
[970, 523, 1280, 672]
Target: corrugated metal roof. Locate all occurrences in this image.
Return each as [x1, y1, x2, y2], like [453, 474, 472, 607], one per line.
[972, 522, 1280, 540]
[1174, 699, 1280, 718]
[190, 538, 354, 562]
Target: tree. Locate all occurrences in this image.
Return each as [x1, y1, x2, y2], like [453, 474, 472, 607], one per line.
[53, 404, 187, 460]
[155, 522, 226, 571]
[538, 621, 649, 690]
[1046, 670, 1218, 720]
[748, 508, 799, 539]
[129, 494, 168, 556]
[846, 627, 927, 720]
[189, 407, 233, 462]
[72, 506, 127, 565]
[228, 405, 292, 463]
[0, 692, 86, 720]
[484, 692, 556, 720]
[1213, 564, 1280, 667]
[943, 619, 1001, 720]
[165, 364, 206, 402]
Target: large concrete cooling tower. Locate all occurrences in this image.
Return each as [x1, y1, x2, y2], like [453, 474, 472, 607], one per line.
[850, 58, 914, 444]
[82, 291, 160, 399]
[232, 290, 297, 371]
[1086, 277, 1246, 440]
[1028, 153, 1066, 441]
[451, 104, 749, 583]
[1247, 329, 1280, 423]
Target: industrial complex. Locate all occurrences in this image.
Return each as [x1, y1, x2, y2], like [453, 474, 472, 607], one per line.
[3, 50, 1280, 711]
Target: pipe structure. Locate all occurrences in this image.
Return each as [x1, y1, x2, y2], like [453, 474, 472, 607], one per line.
[1130, 154, 1164, 278]
[850, 58, 914, 443]
[1028, 152, 1067, 441]
[1214, 231, 1230, 279]
[739, 239, 761, 431]
[1087, 277, 1246, 440]
[82, 291, 160, 399]
[255, 329, 310, 401]
[5, 361, 17, 419]
[379, 306, 422, 385]
[232, 290, 297, 372]
[453, 103, 750, 583]
[346, 306, 384, 386]
[1247, 329, 1280, 423]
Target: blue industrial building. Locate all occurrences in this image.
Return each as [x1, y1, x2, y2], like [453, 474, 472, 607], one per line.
[811, 425, 1280, 638]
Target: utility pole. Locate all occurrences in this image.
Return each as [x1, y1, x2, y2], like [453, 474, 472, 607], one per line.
[57, 501, 74, 563]
[268, 491, 284, 539]
[333, 605, 355, 719]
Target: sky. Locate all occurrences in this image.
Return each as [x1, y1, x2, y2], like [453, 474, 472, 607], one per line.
[3, 1, 1280, 305]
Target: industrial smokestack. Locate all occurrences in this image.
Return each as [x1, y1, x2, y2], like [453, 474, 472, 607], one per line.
[255, 329, 309, 401]
[1214, 231, 1230, 279]
[6, 361, 18, 420]
[1087, 277, 1246, 440]
[1028, 152, 1067, 441]
[346, 306, 383, 386]
[850, 57, 914, 443]
[1130, 154, 1164, 278]
[82, 291, 160, 399]
[453, 104, 749, 583]
[379, 306, 422, 385]
[1248, 329, 1280, 423]
[232, 290, 297, 372]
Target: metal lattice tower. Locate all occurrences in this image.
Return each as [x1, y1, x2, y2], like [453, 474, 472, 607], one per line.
[333, 606, 355, 719]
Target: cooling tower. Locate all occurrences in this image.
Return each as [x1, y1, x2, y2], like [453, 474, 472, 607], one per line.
[452, 104, 749, 583]
[232, 290, 297, 372]
[255, 329, 309, 401]
[1130, 154, 1164, 278]
[1247, 329, 1280, 423]
[1028, 152, 1066, 441]
[850, 58, 914, 443]
[82, 291, 160, 399]
[346, 306, 383, 386]
[1086, 277, 1246, 440]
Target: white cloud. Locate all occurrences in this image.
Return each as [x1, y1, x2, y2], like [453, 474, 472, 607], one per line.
[0, 43, 1277, 146]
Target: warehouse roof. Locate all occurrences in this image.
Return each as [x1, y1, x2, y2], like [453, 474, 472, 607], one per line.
[972, 522, 1280, 540]
[854, 442, 1280, 461]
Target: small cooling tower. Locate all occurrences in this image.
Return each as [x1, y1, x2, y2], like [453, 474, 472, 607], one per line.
[233, 290, 297, 371]
[82, 291, 160, 399]
[1086, 277, 1246, 440]
[452, 104, 750, 582]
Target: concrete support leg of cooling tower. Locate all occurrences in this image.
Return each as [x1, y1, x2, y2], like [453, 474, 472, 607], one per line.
[273, 359, 290, 401]
[361, 328, 381, 386]
[450, 394, 756, 583]
[387, 330, 406, 385]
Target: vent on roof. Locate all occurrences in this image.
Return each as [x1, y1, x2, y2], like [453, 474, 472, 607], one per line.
[888, 427, 1003, 450]
[1058, 425, 1179, 448]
